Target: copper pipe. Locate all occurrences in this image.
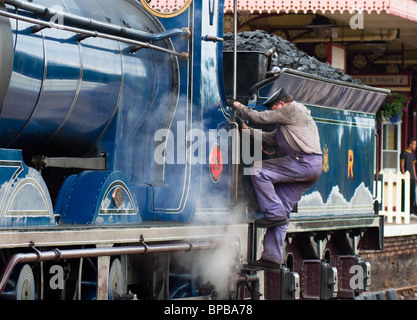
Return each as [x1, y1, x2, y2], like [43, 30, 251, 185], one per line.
[0, 240, 220, 296]
[235, 274, 259, 283]
[235, 273, 260, 300]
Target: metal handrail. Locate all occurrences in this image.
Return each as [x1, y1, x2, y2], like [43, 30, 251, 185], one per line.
[0, 6, 189, 60]
[3, 0, 191, 42]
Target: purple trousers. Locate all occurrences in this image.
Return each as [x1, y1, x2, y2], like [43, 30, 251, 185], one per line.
[251, 153, 322, 264]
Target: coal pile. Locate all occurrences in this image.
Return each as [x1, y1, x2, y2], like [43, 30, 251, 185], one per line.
[223, 30, 362, 85]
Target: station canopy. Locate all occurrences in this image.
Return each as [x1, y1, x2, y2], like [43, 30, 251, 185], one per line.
[223, 0, 417, 22]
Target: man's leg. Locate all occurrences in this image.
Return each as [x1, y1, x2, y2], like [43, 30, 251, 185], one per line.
[260, 181, 317, 264]
[262, 224, 288, 264]
[251, 155, 321, 220]
[249, 155, 322, 266]
[251, 156, 298, 220]
[251, 168, 287, 221]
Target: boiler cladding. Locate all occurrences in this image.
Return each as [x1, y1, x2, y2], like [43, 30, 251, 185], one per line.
[0, 0, 180, 161]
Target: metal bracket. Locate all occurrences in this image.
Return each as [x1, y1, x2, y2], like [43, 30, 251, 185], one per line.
[29, 241, 41, 263]
[139, 235, 148, 254]
[184, 241, 193, 252]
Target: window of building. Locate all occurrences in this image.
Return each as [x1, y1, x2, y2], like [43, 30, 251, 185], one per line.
[381, 121, 401, 172]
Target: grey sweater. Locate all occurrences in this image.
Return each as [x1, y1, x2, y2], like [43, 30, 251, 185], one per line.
[235, 101, 322, 155]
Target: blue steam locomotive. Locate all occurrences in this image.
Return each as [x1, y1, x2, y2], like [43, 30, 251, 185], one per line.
[0, 0, 388, 300]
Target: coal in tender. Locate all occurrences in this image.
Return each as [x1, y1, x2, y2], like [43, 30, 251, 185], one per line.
[223, 30, 362, 85]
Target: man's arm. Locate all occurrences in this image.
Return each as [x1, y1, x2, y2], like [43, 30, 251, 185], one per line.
[400, 151, 406, 174]
[233, 102, 295, 125]
[400, 159, 405, 174]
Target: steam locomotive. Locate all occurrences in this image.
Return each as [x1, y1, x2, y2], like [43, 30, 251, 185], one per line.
[0, 0, 388, 300]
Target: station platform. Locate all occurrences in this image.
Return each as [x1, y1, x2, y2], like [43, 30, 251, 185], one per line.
[384, 216, 417, 237]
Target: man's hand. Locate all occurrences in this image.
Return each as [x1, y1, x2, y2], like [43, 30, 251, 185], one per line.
[232, 101, 241, 109]
[241, 123, 249, 130]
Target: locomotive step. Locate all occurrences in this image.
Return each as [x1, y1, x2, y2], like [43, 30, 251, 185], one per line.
[241, 262, 282, 272]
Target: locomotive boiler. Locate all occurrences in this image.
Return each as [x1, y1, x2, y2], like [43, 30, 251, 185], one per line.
[0, 0, 388, 300]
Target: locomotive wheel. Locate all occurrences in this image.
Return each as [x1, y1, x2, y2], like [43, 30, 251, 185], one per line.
[169, 252, 202, 299]
[16, 264, 35, 300]
[2, 264, 35, 300]
[80, 257, 98, 300]
[108, 258, 126, 300]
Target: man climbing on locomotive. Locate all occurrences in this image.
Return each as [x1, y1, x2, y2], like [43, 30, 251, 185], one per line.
[232, 88, 322, 269]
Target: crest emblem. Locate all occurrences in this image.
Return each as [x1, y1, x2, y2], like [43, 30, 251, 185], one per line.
[323, 144, 329, 173]
[141, 0, 193, 18]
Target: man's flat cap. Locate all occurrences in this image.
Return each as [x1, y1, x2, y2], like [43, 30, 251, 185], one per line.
[263, 88, 287, 109]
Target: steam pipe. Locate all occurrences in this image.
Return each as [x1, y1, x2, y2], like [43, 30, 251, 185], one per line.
[3, 0, 191, 42]
[0, 240, 220, 296]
